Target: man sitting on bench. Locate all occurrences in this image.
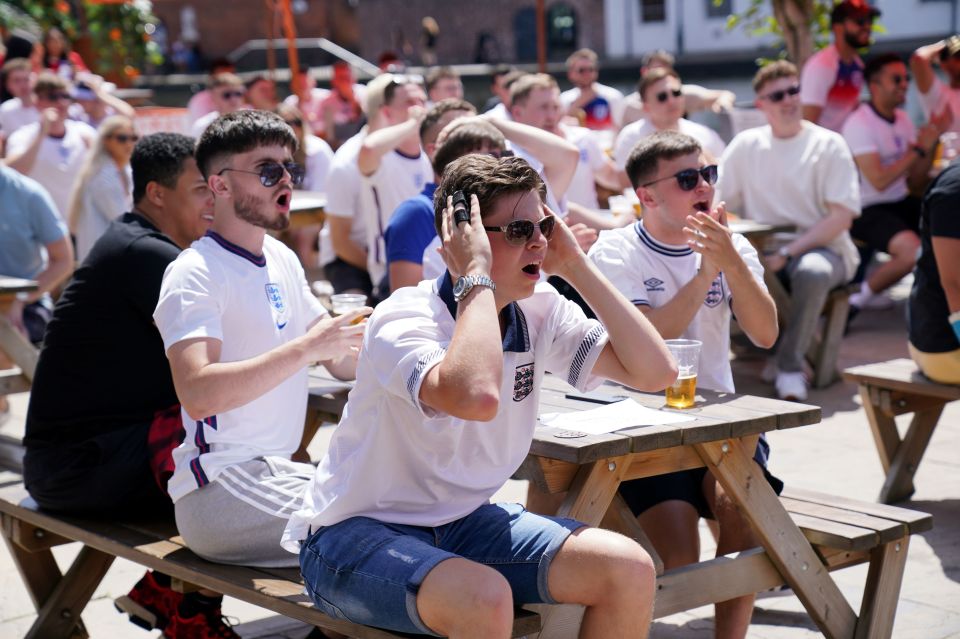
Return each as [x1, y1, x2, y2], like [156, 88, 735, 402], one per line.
[283, 154, 678, 638]
[21, 133, 237, 637]
[716, 61, 861, 401]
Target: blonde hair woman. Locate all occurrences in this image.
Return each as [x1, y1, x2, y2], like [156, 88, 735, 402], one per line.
[68, 115, 136, 261]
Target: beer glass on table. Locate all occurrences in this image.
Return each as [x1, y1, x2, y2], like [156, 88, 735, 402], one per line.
[330, 293, 368, 324]
[664, 339, 702, 409]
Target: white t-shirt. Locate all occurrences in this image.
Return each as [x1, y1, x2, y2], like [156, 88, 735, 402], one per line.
[0, 98, 39, 135]
[716, 121, 862, 281]
[800, 45, 864, 133]
[74, 160, 133, 262]
[321, 129, 368, 267]
[562, 123, 607, 210]
[613, 118, 726, 170]
[360, 149, 432, 285]
[282, 279, 608, 547]
[588, 220, 765, 394]
[6, 120, 94, 218]
[841, 104, 916, 207]
[302, 134, 334, 192]
[154, 233, 327, 502]
[918, 75, 960, 134]
[560, 83, 625, 130]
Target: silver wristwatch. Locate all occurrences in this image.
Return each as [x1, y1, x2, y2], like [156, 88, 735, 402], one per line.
[453, 274, 496, 302]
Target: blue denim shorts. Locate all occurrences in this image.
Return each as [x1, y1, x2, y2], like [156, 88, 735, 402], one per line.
[299, 502, 584, 635]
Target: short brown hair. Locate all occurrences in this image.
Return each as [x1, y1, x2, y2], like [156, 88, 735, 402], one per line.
[431, 119, 506, 176]
[2, 58, 31, 76]
[420, 98, 476, 146]
[752, 60, 799, 94]
[208, 72, 244, 90]
[33, 71, 68, 98]
[625, 130, 701, 188]
[509, 73, 558, 108]
[638, 67, 680, 102]
[425, 66, 460, 92]
[434, 155, 546, 234]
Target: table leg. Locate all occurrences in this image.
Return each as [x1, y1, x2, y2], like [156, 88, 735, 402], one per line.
[556, 455, 631, 525]
[854, 535, 910, 639]
[0, 312, 38, 381]
[696, 438, 858, 639]
[879, 406, 942, 504]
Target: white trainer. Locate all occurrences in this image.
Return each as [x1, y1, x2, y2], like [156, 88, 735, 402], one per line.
[761, 359, 778, 384]
[849, 289, 895, 311]
[775, 371, 808, 402]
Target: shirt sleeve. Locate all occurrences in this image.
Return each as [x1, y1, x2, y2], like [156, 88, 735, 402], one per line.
[919, 76, 946, 120]
[385, 199, 436, 265]
[304, 137, 334, 192]
[27, 181, 68, 243]
[588, 231, 650, 306]
[715, 139, 745, 214]
[365, 300, 449, 418]
[153, 252, 225, 351]
[821, 133, 861, 215]
[613, 125, 639, 170]
[537, 290, 609, 392]
[323, 159, 360, 219]
[927, 170, 960, 240]
[5, 125, 33, 158]
[800, 53, 832, 108]
[733, 234, 767, 289]
[841, 113, 877, 157]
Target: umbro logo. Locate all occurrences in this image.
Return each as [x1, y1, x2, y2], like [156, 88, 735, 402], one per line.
[644, 277, 665, 291]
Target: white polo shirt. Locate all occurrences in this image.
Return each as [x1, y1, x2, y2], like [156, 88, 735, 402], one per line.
[588, 220, 764, 394]
[282, 278, 608, 548]
[841, 103, 916, 207]
[154, 233, 327, 502]
[563, 123, 607, 210]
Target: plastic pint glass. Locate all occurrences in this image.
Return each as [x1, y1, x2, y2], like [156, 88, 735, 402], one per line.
[664, 339, 702, 408]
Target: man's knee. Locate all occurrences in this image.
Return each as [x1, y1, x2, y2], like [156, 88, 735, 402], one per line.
[789, 254, 836, 293]
[887, 230, 920, 260]
[578, 530, 656, 601]
[418, 560, 513, 637]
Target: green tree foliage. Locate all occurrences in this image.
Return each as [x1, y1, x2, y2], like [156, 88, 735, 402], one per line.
[2, 0, 162, 79]
[721, 0, 835, 67]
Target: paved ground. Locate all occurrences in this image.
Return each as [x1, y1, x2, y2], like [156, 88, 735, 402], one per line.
[1, 281, 958, 638]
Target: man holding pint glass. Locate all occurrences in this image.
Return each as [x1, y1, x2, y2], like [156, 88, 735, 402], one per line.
[588, 130, 780, 639]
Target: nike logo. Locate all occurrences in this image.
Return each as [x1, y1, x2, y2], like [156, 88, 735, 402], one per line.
[277, 321, 288, 330]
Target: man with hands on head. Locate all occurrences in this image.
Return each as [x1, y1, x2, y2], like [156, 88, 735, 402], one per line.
[153, 111, 369, 578]
[588, 130, 779, 639]
[284, 154, 676, 639]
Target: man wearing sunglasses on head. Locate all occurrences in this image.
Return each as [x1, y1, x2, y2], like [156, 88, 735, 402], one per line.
[589, 130, 778, 639]
[717, 61, 861, 401]
[285, 153, 677, 638]
[800, 0, 879, 132]
[613, 67, 725, 180]
[911, 35, 960, 135]
[154, 110, 370, 572]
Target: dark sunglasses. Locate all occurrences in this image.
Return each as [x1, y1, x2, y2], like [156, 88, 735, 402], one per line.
[890, 74, 911, 85]
[655, 88, 683, 103]
[847, 16, 874, 27]
[217, 161, 305, 187]
[284, 118, 303, 128]
[574, 66, 597, 74]
[219, 90, 245, 100]
[110, 134, 139, 143]
[484, 216, 556, 245]
[642, 165, 718, 191]
[761, 84, 801, 103]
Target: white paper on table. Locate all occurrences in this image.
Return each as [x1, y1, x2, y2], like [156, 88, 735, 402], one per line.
[539, 398, 695, 435]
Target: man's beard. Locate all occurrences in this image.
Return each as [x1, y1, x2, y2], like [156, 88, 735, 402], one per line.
[844, 31, 869, 50]
[235, 192, 290, 231]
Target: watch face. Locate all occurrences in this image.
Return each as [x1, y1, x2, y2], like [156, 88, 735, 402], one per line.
[453, 276, 467, 298]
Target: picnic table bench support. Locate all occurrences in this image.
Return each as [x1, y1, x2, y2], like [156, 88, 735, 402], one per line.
[859, 385, 946, 503]
[2, 514, 112, 639]
[695, 438, 859, 639]
[854, 535, 910, 639]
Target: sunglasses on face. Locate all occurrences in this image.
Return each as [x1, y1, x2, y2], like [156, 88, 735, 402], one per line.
[574, 66, 597, 74]
[890, 74, 911, 85]
[219, 90, 245, 100]
[484, 216, 556, 246]
[655, 88, 683, 103]
[284, 118, 303, 128]
[642, 165, 718, 191]
[110, 133, 139, 143]
[217, 161, 305, 187]
[847, 16, 874, 27]
[761, 84, 801, 103]
[39, 92, 72, 102]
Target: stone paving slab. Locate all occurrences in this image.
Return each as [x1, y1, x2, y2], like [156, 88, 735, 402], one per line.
[1, 291, 958, 638]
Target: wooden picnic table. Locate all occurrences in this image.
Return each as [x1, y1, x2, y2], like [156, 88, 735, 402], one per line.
[519, 376, 908, 638]
[0, 276, 39, 394]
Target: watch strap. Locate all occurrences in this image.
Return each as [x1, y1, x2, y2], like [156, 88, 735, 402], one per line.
[454, 274, 496, 302]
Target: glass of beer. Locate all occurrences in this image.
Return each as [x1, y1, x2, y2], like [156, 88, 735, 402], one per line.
[330, 293, 368, 324]
[664, 339, 702, 409]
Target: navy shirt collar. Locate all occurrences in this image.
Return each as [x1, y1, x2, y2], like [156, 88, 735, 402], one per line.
[205, 230, 266, 267]
[437, 271, 529, 353]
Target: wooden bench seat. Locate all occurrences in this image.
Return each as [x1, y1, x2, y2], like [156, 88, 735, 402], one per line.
[843, 358, 960, 503]
[0, 482, 541, 639]
[652, 485, 931, 634]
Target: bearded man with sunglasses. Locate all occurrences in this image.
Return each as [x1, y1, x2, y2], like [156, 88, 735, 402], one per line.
[613, 67, 725, 174]
[800, 0, 879, 132]
[717, 60, 861, 401]
[154, 110, 368, 570]
[589, 130, 778, 639]
[284, 154, 676, 638]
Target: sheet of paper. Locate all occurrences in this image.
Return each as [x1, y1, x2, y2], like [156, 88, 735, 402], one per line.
[539, 398, 694, 435]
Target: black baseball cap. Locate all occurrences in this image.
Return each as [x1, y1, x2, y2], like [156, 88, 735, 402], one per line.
[831, 0, 881, 25]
